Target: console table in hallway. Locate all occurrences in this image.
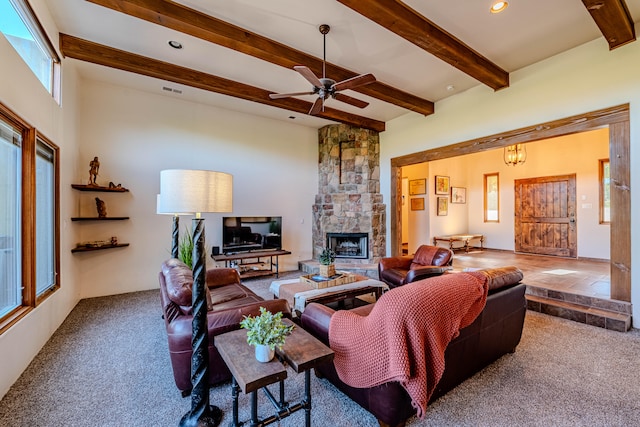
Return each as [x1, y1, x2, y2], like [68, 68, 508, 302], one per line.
[211, 249, 291, 279]
[433, 234, 484, 253]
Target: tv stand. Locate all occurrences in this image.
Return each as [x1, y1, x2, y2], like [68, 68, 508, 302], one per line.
[211, 249, 291, 279]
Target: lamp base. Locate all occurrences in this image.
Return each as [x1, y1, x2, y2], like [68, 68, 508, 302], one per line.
[179, 405, 223, 427]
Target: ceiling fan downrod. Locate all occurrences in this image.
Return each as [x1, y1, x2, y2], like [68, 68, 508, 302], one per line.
[319, 24, 330, 79]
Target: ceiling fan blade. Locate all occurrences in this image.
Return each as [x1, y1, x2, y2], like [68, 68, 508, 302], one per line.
[269, 91, 315, 99]
[294, 66, 323, 88]
[332, 73, 376, 91]
[334, 92, 369, 109]
[309, 97, 323, 115]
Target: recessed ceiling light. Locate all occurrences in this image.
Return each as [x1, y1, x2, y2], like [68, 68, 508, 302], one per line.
[288, 116, 296, 119]
[446, 84, 455, 92]
[490, 1, 508, 14]
[168, 40, 183, 49]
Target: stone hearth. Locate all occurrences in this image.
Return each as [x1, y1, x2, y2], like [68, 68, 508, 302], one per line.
[300, 124, 385, 277]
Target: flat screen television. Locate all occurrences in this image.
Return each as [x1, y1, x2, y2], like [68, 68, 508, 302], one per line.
[222, 216, 282, 254]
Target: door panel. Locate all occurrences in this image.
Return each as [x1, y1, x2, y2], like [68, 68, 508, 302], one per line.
[515, 174, 576, 257]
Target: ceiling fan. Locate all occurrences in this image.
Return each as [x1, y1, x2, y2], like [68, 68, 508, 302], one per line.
[269, 24, 376, 115]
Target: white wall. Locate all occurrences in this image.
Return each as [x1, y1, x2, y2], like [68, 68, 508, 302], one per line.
[381, 36, 640, 326]
[75, 80, 318, 298]
[0, 25, 82, 398]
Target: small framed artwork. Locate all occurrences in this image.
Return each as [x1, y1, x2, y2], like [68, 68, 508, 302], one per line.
[409, 178, 426, 195]
[410, 197, 425, 211]
[435, 175, 450, 195]
[451, 187, 467, 204]
[437, 197, 448, 216]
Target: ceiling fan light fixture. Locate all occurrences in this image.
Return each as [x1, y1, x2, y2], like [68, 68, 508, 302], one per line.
[490, 1, 509, 14]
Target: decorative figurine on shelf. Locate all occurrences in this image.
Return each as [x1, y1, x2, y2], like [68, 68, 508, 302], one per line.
[95, 197, 107, 218]
[108, 181, 123, 189]
[111, 236, 118, 245]
[88, 156, 100, 186]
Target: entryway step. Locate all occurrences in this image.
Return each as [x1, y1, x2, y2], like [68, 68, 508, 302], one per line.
[526, 294, 631, 332]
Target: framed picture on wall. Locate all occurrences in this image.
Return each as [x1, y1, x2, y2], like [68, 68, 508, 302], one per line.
[451, 187, 467, 204]
[435, 175, 450, 195]
[437, 197, 448, 216]
[409, 178, 426, 195]
[410, 197, 425, 211]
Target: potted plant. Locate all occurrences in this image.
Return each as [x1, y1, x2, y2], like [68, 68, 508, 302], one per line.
[239, 307, 294, 362]
[178, 227, 194, 268]
[318, 247, 336, 278]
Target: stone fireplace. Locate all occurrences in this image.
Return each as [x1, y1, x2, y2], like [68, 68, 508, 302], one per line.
[311, 124, 386, 267]
[327, 232, 368, 259]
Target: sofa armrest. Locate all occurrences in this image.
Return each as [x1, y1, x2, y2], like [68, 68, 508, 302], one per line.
[406, 266, 452, 283]
[378, 256, 413, 273]
[206, 268, 242, 289]
[165, 298, 291, 349]
[299, 303, 335, 345]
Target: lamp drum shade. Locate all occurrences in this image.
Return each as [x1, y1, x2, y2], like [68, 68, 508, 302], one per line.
[160, 170, 233, 214]
[156, 194, 193, 215]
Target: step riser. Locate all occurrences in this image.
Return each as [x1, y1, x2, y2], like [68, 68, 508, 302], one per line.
[526, 285, 631, 315]
[526, 295, 631, 332]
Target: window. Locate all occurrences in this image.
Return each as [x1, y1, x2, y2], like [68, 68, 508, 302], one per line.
[484, 173, 499, 222]
[36, 138, 57, 296]
[0, 101, 59, 333]
[0, 116, 22, 320]
[599, 159, 610, 224]
[0, 0, 61, 100]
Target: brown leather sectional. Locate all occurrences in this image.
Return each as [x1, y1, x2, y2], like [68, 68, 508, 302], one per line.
[300, 267, 527, 427]
[158, 258, 291, 395]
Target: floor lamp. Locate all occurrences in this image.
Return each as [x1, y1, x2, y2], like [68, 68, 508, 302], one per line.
[156, 194, 190, 259]
[160, 169, 233, 427]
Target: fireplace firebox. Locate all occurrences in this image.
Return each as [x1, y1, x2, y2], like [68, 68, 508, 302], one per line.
[326, 233, 368, 259]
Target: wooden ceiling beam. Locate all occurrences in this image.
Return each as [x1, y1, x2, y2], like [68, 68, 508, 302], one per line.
[336, 0, 509, 91]
[59, 34, 385, 132]
[581, 0, 636, 50]
[86, 0, 434, 116]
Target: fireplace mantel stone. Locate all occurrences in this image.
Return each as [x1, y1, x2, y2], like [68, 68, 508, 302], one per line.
[312, 124, 386, 265]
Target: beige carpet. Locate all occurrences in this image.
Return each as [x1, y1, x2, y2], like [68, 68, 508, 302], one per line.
[0, 271, 638, 426]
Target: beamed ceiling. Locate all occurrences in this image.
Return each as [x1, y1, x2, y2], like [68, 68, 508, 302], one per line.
[48, 0, 638, 132]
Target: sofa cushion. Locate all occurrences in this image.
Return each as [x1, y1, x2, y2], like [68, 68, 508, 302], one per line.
[412, 245, 439, 266]
[163, 259, 193, 307]
[162, 258, 213, 312]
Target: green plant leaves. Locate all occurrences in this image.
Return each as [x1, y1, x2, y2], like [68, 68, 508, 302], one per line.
[239, 307, 294, 350]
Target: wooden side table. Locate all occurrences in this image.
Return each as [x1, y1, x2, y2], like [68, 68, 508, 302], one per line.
[214, 319, 334, 426]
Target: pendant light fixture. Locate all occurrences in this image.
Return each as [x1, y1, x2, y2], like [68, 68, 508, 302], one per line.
[504, 144, 527, 166]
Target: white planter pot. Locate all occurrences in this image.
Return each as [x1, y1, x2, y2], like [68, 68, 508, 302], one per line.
[255, 344, 275, 363]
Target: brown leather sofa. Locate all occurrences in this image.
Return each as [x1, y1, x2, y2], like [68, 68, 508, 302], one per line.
[158, 258, 291, 395]
[300, 267, 527, 427]
[378, 244, 454, 288]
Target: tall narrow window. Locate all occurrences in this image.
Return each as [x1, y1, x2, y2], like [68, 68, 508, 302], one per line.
[599, 159, 610, 224]
[0, 0, 61, 100]
[484, 173, 499, 222]
[35, 138, 57, 296]
[1, 102, 59, 333]
[0, 118, 22, 318]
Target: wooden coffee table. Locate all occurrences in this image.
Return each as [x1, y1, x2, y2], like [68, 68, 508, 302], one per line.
[270, 277, 388, 316]
[215, 319, 334, 427]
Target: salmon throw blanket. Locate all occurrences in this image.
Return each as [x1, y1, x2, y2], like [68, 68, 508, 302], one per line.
[328, 272, 489, 418]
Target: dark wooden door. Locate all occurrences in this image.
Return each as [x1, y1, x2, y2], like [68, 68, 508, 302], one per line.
[514, 174, 577, 257]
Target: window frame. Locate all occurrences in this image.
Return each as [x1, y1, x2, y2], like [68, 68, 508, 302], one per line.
[599, 158, 610, 224]
[2, 0, 62, 102]
[484, 172, 500, 223]
[0, 101, 59, 334]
